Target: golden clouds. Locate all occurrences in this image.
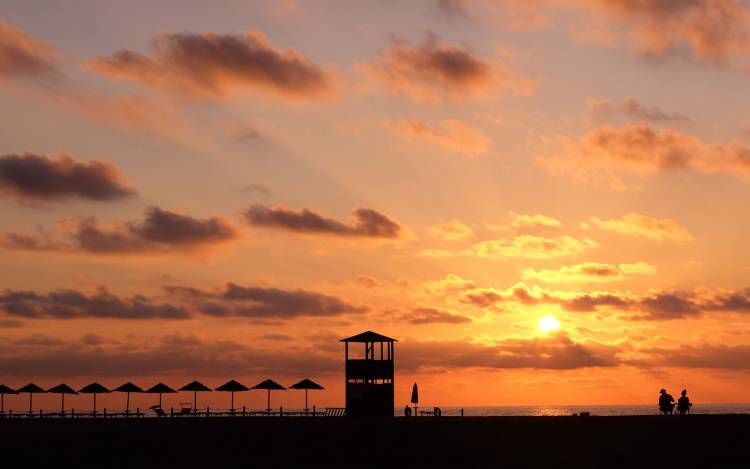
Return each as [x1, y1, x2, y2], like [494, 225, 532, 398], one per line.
[521, 261, 656, 283]
[584, 213, 693, 241]
[0, 22, 59, 80]
[428, 219, 475, 240]
[86, 31, 336, 101]
[359, 32, 535, 102]
[391, 119, 492, 155]
[467, 235, 597, 259]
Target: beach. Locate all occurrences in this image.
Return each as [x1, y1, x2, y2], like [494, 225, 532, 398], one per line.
[2, 414, 747, 468]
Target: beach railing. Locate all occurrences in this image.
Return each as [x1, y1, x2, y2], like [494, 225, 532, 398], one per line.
[0, 406, 349, 418]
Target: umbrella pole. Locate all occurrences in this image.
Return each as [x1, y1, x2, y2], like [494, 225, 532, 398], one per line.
[1, 393, 3, 414]
[231, 391, 234, 411]
[61, 393, 64, 413]
[29, 392, 32, 415]
[126, 392, 130, 414]
[94, 393, 97, 414]
[267, 390, 270, 412]
[194, 390, 197, 410]
[159, 393, 162, 408]
[305, 389, 308, 411]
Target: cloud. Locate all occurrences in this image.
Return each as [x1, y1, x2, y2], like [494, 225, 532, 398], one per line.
[243, 205, 402, 239]
[486, 211, 562, 231]
[0, 22, 59, 80]
[0, 286, 189, 319]
[165, 282, 367, 319]
[435, 0, 472, 18]
[538, 124, 750, 189]
[460, 282, 552, 307]
[0, 333, 340, 378]
[236, 183, 271, 195]
[396, 307, 472, 325]
[466, 234, 597, 259]
[1, 207, 239, 254]
[589, 98, 690, 123]
[0, 152, 136, 202]
[422, 274, 476, 296]
[585, 213, 693, 241]
[428, 219, 474, 240]
[576, 0, 750, 64]
[85, 31, 335, 100]
[359, 32, 535, 102]
[632, 343, 750, 370]
[392, 119, 492, 155]
[522, 261, 657, 283]
[398, 333, 620, 370]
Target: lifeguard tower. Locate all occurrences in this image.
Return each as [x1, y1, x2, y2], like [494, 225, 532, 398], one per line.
[341, 331, 396, 417]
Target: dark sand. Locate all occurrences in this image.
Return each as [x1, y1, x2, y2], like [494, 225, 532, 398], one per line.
[2, 415, 747, 468]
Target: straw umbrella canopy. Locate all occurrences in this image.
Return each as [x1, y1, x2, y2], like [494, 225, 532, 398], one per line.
[146, 382, 176, 408]
[252, 379, 286, 412]
[114, 382, 143, 414]
[18, 383, 46, 415]
[179, 381, 212, 410]
[47, 384, 78, 413]
[214, 379, 249, 411]
[289, 379, 324, 411]
[79, 383, 111, 415]
[0, 384, 18, 414]
[410, 382, 420, 416]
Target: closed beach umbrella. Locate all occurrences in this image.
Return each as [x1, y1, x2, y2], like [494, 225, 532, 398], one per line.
[47, 384, 78, 413]
[215, 379, 249, 411]
[411, 383, 419, 415]
[146, 383, 176, 408]
[289, 379, 324, 411]
[18, 383, 46, 415]
[114, 382, 143, 414]
[79, 383, 111, 415]
[252, 379, 286, 412]
[179, 381, 212, 410]
[0, 384, 18, 414]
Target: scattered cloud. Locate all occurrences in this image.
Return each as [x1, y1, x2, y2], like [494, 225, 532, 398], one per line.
[359, 31, 535, 102]
[428, 219, 474, 240]
[85, 31, 336, 101]
[1, 207, 239, 254]
[236, 183, 271, 195]
[392, 118, 492, 155]
[435, 0, 472, 19]
[584, 213, 693, 241]
[466, 234, 597, 259]
[538, 124, 750, 189]
[589, 97, 690, 123]
[522, 261, 655, 283]
[243, 205, 403, 239]
[486, 211, 562, 231]
[0, 286, 189, 319]
[396, 306, 472, 325]
[0, 22, 59, 81]
[0, 152, 136, 202]
[165, 282, 367, 319]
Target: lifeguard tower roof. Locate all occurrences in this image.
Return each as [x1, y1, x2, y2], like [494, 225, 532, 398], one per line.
[340, 331, 397, 343]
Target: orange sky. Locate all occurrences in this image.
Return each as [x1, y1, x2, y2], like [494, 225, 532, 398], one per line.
[2, 0, 750, 410]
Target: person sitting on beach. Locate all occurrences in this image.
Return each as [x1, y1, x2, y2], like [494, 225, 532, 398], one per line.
[404, 405, 412, 417]
[659, 389, 675, 415]
[677, 389, 692, 415]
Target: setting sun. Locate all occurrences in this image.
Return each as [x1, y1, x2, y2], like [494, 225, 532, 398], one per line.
[538, 315, 561, 334]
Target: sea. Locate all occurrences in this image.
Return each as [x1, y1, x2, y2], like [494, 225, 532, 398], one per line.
[423, 404, 750, 417]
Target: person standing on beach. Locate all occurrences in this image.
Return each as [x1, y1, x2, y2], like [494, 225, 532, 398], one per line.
[659, 389, 675, 415]
[677, 390, 692, 415]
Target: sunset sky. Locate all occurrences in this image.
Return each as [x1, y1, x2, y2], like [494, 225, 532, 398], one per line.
[2, 0, 750, 411]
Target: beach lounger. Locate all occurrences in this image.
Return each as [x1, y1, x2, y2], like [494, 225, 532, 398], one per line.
[150, 405, 167, 417]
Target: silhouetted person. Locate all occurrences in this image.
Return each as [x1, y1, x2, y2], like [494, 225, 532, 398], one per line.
[404, 405, 412, 417]
[677, 389, 692, 415]
[659, 389, 675, 415]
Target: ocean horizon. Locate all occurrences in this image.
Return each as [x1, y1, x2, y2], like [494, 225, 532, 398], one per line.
[431, 404, 750, 417]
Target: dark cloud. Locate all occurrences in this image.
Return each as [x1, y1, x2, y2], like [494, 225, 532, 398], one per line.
[435, 0, 471, 18]
[396, 307, 472, 325]
[165, 282, 367, 319]
[235, 183, 271, 195]
[0, 153, 136, 202]
[243, 205, 402, 239]
[360, 31, 534, 102]
[0, 333, 340, 378]
[0, 286, 189, 320]
[622, 98, 690, 123]
[86, 31, 335, 100]
[398, 333, 620, 371]
[1, 207, 238, 254]
[631, 344, 750, 370]
[0, 22, 59, 80]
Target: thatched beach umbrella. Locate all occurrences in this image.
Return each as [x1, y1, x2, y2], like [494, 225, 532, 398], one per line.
[79, 383, 111, 415]
[410, 382, 419, 416]
[252, 379, 286, 412]
[146, 382, 176, 408]
[114, 382, 143, 414]
[0, 384, 18, 414]
[289, 379, 324, 411]
[18, 383, 46, 415]
[179, 381, 212, 410]
[47, 384, 78, 413]
[214, 379, 249, 411]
